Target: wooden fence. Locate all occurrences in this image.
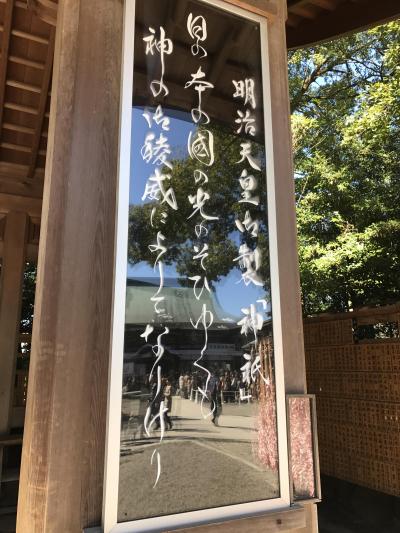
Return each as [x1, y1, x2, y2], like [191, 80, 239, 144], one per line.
[304, 305, 400, 497]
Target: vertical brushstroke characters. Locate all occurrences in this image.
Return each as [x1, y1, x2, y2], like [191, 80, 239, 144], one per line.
[140, 26, 175, 486]
[187, 13, 208, 58]
[185, 67, 214, 124]
[237, 301, 271, 400]
[140, 136, 177, 486]
[188, 130, 215, 167]
[143, 26, 173, 97]
[142, 105, 170, 131]
[233, 244, 263, 287]
[141, 131, 172, 169]
[233, 78, 256, 109]
[190, 304, 215, 418]
[233, 79, 257, 144]
[141, 168, 177, 486]
[232, 77, 270, 399]
[185, 12, 217, 422]
[235, 210, 260, 237]
[235, 110, 256, 136]
[142, 169, 178, 211]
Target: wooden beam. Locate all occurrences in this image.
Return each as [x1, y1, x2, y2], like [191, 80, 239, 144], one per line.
[0, 0, 29, 9]
[0, 192, 42, 217]
[17, 0, 123, 530]
[0, 26, 49, 45]
[289, 3, 318, 19]
[11, 28, 49, 45]
[27, 0, 58, 26]
[223, 0, 278, 17]
[27, 27, 55, 180]
[0, 161, 44, 181]
[0, 211, 28, 489]
[3, 122, 35, 134]
[268, 2, 307, 391]
[309, 0, 336, 10]
[0, 0, 15, 136]
[1, 141, 31, 153]
[0, 177, 44, 199]
[86, 506, 308, 533]
[287, 0, 400, 49]
[2, 143, 45, 156]
[6, 79, 42, 93]
[0, 434, 23, 446]
[8, 55, 45, 70]
[4, 101, 39, 114]
[286, 13, 303, 27]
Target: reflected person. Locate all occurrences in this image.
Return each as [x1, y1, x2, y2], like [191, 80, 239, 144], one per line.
[207, 371, 220, 425]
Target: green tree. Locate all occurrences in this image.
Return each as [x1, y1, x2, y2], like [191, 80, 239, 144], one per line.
[290, 21, 400, 314]
[128, 124, 271, 289]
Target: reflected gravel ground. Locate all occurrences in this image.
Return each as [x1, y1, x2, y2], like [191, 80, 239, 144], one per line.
[118, 396, 279, 522]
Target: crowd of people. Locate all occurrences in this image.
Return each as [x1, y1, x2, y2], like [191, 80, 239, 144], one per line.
[122, 366, 261, 432]
[176, 370, 250, 403]
[123, 367, 260, 403]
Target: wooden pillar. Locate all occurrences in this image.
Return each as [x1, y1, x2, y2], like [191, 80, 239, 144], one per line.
[17, 0, 123, 531]
[268, 0, 307, 393]
[0, 211, 28, 485]
[267, 2, 318, 532]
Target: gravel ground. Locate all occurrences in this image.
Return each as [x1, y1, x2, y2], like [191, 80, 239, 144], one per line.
[118, 396, 279, 523]
[118, 439, 279, 523]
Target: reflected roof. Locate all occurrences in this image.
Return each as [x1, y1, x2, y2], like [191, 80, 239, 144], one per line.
[125, 277, 239, 329]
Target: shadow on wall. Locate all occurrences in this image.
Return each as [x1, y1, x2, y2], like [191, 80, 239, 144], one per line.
[318, 476, 400, 533]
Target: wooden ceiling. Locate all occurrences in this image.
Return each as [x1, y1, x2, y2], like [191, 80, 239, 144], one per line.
[0, 0, 56, 200]
[0, 0, 398, 202]
[286, 0, 400, 48]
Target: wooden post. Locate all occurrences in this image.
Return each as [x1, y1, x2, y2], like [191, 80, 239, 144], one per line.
[0, 211, 28, 488]
[267, 2, 318, 531]
[267, 0, 307, 392]
[17, 0, 123, 531]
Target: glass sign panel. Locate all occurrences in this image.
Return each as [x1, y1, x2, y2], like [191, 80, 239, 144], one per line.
[117, 0, 281, 523]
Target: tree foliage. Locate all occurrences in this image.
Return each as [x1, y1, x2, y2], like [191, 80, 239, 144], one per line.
[128, 125, 271, 289]
[290, 22, 400, 314]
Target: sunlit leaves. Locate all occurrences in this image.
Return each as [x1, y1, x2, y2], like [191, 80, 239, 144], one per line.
[291, 22, 400, 314]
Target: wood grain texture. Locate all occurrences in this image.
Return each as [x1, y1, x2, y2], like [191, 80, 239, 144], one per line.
[0, 211, 28, 489]
[27, 26, 56, 179]
[0, 211, 28, 435]
[16, 0, 123, 531]
[0, 0, 15, 131]
[0, 192, 42, 216]
[292, 503, 319, 533]
[223, 0, 277, 17]
[267, 0, 306, 393]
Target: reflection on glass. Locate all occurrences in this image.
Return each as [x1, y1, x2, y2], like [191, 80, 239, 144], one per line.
[118, 0, 279, 522]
